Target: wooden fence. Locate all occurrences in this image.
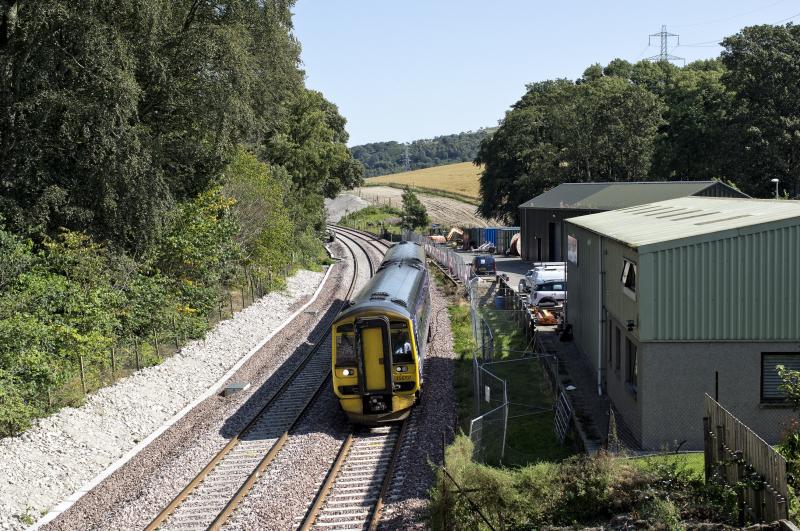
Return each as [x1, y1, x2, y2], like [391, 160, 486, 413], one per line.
[703, 394, 788, 523]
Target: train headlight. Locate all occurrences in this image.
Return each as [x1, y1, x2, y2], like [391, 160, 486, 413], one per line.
[395, 365, 408, 373]
[342, 368, 352, 376]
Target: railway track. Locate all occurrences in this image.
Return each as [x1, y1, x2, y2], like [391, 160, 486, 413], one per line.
[145, 231, 376, 531]
[298, 419, 408, 531]
[328, 224, 392, 257]
[293, 228, 412, 531]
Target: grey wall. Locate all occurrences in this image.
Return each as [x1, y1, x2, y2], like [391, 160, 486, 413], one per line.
[605, 314, 643, 442]
[520, 207, 598, 262]
[640, 341, 799, 450]
[565, 225, 602, 377]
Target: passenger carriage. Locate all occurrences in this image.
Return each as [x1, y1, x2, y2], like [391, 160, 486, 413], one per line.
[331, 241, 431, 424]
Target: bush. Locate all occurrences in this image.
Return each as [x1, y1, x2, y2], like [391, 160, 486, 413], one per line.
[430, 436, 741, 529]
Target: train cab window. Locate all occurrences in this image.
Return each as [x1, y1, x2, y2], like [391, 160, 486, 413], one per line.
[390, 321, 413, 363]
[335, 326, 356, 367]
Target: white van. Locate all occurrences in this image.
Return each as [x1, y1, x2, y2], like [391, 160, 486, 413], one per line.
[518, 262, 565, 293]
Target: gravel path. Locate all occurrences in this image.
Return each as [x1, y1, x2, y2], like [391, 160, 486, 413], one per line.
[325, 193, 370, 222]
[0, 269, 325, 531]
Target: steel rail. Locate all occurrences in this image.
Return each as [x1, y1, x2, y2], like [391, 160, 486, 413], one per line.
[297, 434, 355, 531]
[367, 418, 409, 531]
[327, 224, 392, 256]
[145, 232, 368, 530]
[299, 417, 409, 531]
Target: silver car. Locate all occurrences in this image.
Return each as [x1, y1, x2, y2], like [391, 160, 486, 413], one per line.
[529, 280, 567, 306]
[518, 263, 565, 293]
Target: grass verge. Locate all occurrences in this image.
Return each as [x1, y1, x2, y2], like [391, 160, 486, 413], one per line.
[338, 204, 404, 235]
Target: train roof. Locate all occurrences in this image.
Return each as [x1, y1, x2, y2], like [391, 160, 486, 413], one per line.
[381, 240, 427, 264]
[336, 242, 428, 322]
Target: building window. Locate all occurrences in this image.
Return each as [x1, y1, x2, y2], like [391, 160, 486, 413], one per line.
[626, 337, 638, 392]
[621, 259, 637, 300]
[614, 327, 621, 373]
[762, 353, 800, 403]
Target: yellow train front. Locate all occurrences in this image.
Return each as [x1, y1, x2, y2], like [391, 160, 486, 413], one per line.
[331, 241, 431, 425]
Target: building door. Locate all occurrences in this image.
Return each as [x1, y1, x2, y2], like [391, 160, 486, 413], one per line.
[553, 222, 562, 261]
[537, 238, 542, 261]
[548, 223, 556, 260]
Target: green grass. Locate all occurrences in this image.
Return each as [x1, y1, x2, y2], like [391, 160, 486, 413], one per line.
[447, 300, 478, 436]
[433, 269, 572, 465]
[339, 204, 402, 226]
[631, 452, 705, 479]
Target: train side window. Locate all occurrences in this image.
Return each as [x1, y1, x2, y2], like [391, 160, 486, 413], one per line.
[335, 334, 356, 366]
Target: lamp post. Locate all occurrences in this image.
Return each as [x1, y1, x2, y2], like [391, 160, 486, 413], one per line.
[771, 178, 780, 199]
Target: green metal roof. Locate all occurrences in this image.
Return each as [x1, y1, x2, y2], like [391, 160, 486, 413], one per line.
[567, 197, 800, 252]
[518, 181, 745, 210]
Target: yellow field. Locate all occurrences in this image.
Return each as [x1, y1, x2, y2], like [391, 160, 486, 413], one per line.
[365, 162, 481, 199]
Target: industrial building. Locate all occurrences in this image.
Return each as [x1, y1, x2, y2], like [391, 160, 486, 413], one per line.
[564, 196, 800, 450]
[518, 181, 746, 262]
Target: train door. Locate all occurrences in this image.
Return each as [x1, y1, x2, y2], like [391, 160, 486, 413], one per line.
[355, 316, 394, 414]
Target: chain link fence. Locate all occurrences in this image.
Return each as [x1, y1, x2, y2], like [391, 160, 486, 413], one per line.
[466, 277, 564, 465]
[406, 232, 569, 465]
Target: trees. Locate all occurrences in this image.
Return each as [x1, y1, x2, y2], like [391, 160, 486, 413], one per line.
[350, 129, 494, 177]
[401, 188, 429, 231]
[476, 77, 663, 222]
[0, 0, 360, 251]
[475, 21, 800, 222]
[720, 24, 800, 197]
[0, 0, 361, 435]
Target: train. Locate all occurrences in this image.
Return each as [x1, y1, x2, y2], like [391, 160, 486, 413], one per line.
[331, 241, 431, 424]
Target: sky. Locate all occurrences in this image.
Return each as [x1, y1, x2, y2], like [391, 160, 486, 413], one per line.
[293, 0, 800, 147]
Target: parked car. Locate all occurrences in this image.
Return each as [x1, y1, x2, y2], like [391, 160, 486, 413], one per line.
[518, 262, 565, 293]
[471, 255, 496, 276]
[528, 280, 567, 306]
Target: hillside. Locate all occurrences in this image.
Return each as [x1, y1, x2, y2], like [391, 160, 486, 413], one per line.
[365, 162, 481, 200]
[350, 129, 493, 177]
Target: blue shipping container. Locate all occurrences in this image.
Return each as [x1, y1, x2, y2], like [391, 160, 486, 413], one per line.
[485, 228, 497, 245]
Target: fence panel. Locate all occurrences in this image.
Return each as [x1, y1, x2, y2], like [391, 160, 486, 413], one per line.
[469, 403, 507, 465]
[704, 394, 788, 523]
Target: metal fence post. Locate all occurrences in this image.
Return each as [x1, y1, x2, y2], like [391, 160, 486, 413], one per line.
[501, 381, 508, 463]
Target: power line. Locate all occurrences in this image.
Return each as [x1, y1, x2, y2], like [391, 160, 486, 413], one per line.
[671, 0, 789, 29]
[679, 9, 800, 48]
[646, 25, 685, 65]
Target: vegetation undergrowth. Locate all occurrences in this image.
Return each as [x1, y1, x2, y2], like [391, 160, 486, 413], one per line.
[430, 436, 739, 530]
[339, 205, 403, 235]
[0, 149, 336, 437]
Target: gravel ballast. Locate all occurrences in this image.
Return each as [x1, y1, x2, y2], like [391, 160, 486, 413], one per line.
[0, 269, 324, 531]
